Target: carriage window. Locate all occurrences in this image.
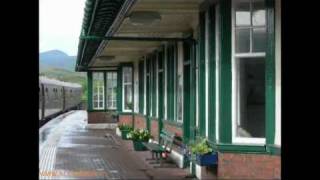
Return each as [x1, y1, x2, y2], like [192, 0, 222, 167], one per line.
[122, 67, 132, 111]
[233, 0, 266, 143]
[92, 72, 105, 110]
[107, 72, 117, 109]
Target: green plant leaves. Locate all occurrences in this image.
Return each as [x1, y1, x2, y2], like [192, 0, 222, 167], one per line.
[127, 128, 151, 141]
[189, 138, 213, 155]
[118, 124, 133, 131]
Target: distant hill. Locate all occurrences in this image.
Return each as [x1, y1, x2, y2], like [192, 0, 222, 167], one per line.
[39, 50, 76, 71]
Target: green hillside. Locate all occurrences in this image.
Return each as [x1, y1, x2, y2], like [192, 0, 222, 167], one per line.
[39, 68, 88, 101]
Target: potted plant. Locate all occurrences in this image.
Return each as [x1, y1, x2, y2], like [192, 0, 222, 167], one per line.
[190, 138, 218, 166]
[127, 128, 152, 151]
[118, 124, 133, 140]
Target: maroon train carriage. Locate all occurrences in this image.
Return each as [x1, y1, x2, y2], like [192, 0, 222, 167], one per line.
[39, 77, 82, 127]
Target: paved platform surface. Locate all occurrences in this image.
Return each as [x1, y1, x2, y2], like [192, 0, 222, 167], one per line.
[39, 110, 192, 180]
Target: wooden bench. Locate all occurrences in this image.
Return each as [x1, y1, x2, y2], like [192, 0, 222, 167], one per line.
[142, 130, 176, 167]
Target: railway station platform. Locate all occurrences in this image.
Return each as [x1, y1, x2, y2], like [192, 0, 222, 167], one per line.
[39, 110, 192, 179]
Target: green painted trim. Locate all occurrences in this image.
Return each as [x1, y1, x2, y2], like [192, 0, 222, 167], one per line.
[189, 38, 197, 143]
[266, 0, 276, 145]
[146, 57, 151, 131]
[183, 41, 192, 144]
[198, 11, 206, 137]
[208, 5, 216, 142]
[219, 0, 232, 143]
[87, 71, 93, 111]
[118, 112, 134, 115]
[266, 144, 281, 155]
[166, 44, 175, 122]
[87, 110, 106, 112]
[174, 42, 178, 122]
[138, 60, 144, 114]
[215, 143, 267, 154]
[158, 50, 164, 142]
[152, 54, 157, 117]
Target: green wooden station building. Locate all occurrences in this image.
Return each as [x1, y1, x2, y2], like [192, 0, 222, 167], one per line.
[76, 0, 281, 179]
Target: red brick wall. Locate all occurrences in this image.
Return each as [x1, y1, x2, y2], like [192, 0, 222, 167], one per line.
[88, 112, 113, 124]
[118, 114, 133, 126]
[218, 153, 281, 179]
[150, 119, 159, 141]
[134, 114, 146, 129]
[163, 122, 183, 137]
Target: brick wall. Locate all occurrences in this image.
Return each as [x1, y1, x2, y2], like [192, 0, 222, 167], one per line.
[118, 114, 133, 125]
[150, 119, 159, 141]
[163, 122, 183, 137]
[218, 153, 281, 179]
[88, 112, 115, 124]
[134, 114, 146, 129]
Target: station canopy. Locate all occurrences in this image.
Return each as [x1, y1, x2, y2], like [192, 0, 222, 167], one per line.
[76, 0, 204, 72]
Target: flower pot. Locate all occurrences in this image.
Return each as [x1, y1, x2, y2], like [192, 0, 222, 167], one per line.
[121, 130, 130, 140]
[132, 140, 148, 151]
[195, 152, 218, 166]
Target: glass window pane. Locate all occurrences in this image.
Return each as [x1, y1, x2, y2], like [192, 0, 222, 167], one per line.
[107, 101, 112, 108]
[99, 102, 103, 108]
[123, 67, 132, 83]
[124, 84, 132, 110]
[236, 57, 265, 138]
[252, 28, 266, 52]
[235, 2, 251, 26]
[235, 28, 250, 53]
[94, 102, 98, 108]
[252, 1, 266, 26]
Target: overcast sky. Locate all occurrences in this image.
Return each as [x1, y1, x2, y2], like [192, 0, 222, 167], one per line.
[40, 0, 86, 56]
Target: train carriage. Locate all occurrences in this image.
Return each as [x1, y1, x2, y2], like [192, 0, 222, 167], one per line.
[39, 76, 82, 126]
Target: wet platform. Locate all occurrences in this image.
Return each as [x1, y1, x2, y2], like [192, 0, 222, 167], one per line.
[39, 110, 192, 179]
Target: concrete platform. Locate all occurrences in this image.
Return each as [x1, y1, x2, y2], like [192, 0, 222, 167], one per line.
[39, 110, 193, 180]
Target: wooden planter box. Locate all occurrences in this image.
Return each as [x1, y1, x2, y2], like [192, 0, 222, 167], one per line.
[195, 152, 218, 166]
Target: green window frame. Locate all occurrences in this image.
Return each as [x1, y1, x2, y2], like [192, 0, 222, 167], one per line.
[151, 54, 157, 117]
[198, 10, 206, 137]
[166, 44, 176, 122]
[138, 60, 144, 114]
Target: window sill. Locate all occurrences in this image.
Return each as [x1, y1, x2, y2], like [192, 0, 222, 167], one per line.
[215, 143, 267, 154]
[163, 120, 183, 127]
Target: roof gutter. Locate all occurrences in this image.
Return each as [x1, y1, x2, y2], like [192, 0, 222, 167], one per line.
[79, 0, 100, 67]
[80, 35, 197, 43]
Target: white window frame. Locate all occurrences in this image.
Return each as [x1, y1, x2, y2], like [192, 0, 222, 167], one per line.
[205, 10, 209, 137]
[122, 67, 133, 112]
[106, 72, 117, 110]
[232, 0, 266, 144]
[215, 4, 220, 142]
[92, 72, 105, 110]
